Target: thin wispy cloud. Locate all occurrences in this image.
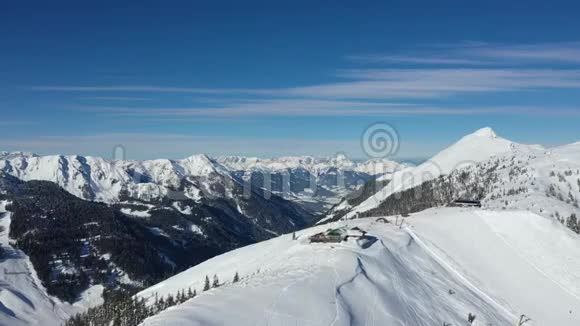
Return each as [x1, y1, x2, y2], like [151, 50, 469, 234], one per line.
[347, 55, 492, 66]
[27, 41, 580, 119]
[268, 68, 580, 100]
[351, 41, 580, 65]
[461, 41, 580, 63]
[82, 100, 580, 118]
[30, 85, 272, 95]
[30, 68, 580, 100]
[79, 96, 152, 101]
[86, 100, 433, 118]
[333, 68, 580, 93]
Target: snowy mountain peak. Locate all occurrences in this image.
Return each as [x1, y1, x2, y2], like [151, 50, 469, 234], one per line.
[182, 153, 211, 162]
[334, 153, 348, 161]
[436, 127, 512, 167]
[180, 154, 228, 176]
[0, 151, 39, 160]
[472, 127, 497, 138]
[331, 127, 517, 220]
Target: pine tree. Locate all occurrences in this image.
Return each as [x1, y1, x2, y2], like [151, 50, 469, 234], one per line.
[154, 292, 159, 309]
[233, 272, 240, 283]
[212, 274, 220, 288]
[166, 294, 175, 307]
[567, 214, 579, 233]
[176, 290, 184, 303]
[203, 275, 211, 291]
[180, 289, 188, 303]
[187, 287, 193, 299]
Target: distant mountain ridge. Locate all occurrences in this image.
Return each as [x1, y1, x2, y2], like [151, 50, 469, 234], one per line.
[0, 152, 228, 203]
[217, 155, 406, 213]
[216, 154, 402, 175]
[0, 152, 406, 214]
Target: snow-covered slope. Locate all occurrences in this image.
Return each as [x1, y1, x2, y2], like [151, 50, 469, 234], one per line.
[478, 140, 580, 220]
[0, 201, 102, 326]
[410, 208, 580, 326]
[324, 127, 580, 223]
[135, 207, 580, 326]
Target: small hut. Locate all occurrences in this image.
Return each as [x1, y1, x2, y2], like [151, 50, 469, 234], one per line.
[450, 200, 482, 208]
[309, 228, 346, 243]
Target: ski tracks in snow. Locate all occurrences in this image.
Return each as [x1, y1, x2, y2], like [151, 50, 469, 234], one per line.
[403, 226, 517, 321]
[260, 254, 327, 326]
[261, 272, 316, 326]
[476, 211, 580, 304]
[329, 252, 342, 326]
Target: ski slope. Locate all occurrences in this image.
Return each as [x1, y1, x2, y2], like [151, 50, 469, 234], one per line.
[409, 208, 580, 326]
[0, 201, 102, 326]
[135, 207, 580, 326]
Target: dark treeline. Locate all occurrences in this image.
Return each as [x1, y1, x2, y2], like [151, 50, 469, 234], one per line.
[360, 160, 502, 218]
[0, 174, 246, 303]
[66, 271, 240, 326]
[5, 179, 174, 301]
[65, 288, 192, 326]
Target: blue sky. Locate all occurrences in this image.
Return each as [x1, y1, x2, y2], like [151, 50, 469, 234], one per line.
[1, 0, 579, 160]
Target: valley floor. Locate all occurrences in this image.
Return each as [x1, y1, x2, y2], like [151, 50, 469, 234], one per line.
[137, 207, 580, 326]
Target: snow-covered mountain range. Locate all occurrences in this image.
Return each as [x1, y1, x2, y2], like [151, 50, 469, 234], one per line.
[0, 152, 404, 214]
[0, 152, 235, 203]
[217, 155, 406, 213]
[0, 151, 315, 242]
[216, 154, 401, 176]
